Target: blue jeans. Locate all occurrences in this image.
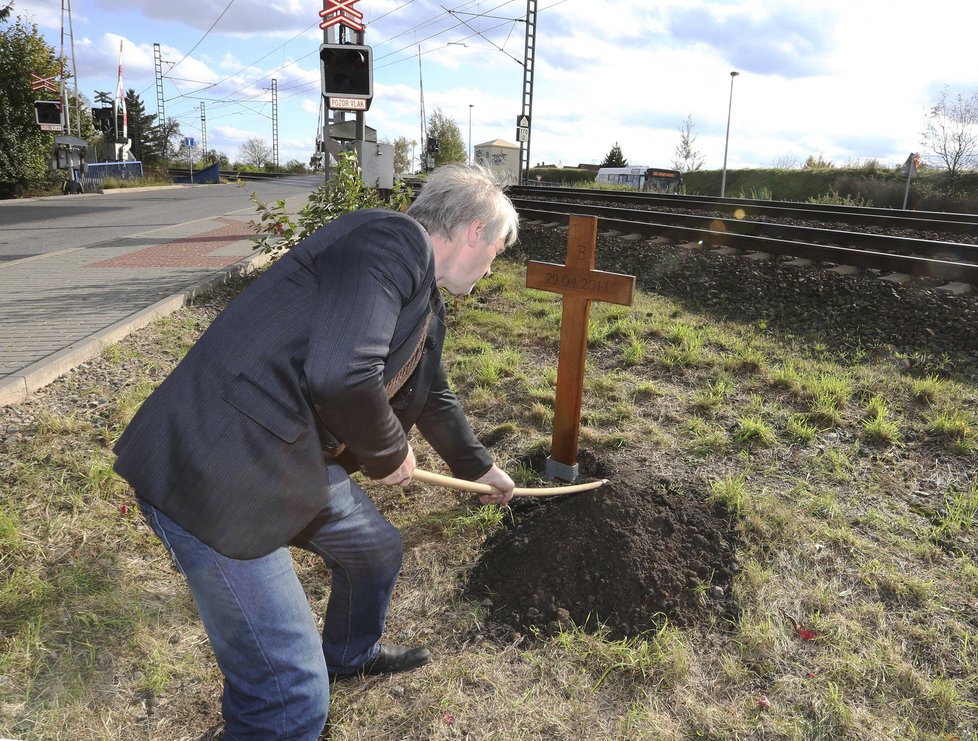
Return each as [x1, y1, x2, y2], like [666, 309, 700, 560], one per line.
[138, 464, 403, 740]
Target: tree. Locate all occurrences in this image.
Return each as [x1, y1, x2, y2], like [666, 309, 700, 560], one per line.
[600, 142, 628, 167]
[391, 136, 412, 174]
[426, 108, 465, 167]
[239, 137, 273, 169]
[0, 14, 60, 195]
[803, 154, 834, 169]
[769, 153, 800, 169]
[203, 149, 230, 169]
[671, 115, 704, 173]
[124, 89, 164, 165]
[71, 90, 100, 154]
[922, 86, 978, 193]
[153, 117, 182, 165]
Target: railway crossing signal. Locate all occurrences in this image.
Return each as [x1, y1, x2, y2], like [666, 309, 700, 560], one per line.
[320, 43, 373, 111]
[35, 101, 63, 131]
[31, 73, 58, 94]
[319, 0, 364, 32]
[91, 107, 114, 134]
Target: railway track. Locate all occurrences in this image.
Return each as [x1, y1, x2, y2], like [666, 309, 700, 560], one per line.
[507, 184, 978, 235]
[507, 188, 978, 288]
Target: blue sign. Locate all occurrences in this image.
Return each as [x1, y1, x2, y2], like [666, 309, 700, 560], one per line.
[183, 137, 196, 147]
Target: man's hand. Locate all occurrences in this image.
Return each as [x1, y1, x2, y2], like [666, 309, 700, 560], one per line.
[475, 464, 515, 506]
[378, 444, 415, 487]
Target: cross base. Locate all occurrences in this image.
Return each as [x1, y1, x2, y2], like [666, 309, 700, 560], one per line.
[545, 456, 579, 483]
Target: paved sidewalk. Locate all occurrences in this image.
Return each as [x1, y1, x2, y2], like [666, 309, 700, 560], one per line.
[0, 194, 306, 406]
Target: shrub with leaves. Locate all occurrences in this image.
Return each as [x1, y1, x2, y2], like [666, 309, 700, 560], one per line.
[250, 151, 412, 255]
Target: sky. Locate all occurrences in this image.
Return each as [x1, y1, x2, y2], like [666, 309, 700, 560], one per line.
[9, 0, 978, 172]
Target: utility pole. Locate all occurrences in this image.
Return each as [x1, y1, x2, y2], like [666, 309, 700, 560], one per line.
[271, 78, 279, 169]
[720, 70, 740, 198]
[418, 46, 427, 172]
[55, 0, 86, 194]
[323, 22, 339, 184]
[59, 0, 81, 137]
[153, 43, 167, 163]
[200, 103, 207, 162]
[519, 0, 538, 183]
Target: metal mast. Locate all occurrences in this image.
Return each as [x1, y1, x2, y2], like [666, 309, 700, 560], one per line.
[519, 0, 537, 182]
[271, 79, 279, 168]
[59, 0, 82, 136]
[200, 102, 207, 159]
[322, 22, 342, 182]
[418, 46, 427, 170]
[153, 43, 167, 162]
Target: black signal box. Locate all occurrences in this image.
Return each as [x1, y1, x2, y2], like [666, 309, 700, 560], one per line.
[320, 43, 373, 102]
[35, 100, 62, 130]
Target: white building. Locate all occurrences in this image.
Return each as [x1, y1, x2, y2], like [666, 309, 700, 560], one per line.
[474, 139, 520, 184]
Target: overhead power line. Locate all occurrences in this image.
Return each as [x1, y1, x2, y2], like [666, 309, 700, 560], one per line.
[138, 0, 549, 142]
[167, 0, 237, 75]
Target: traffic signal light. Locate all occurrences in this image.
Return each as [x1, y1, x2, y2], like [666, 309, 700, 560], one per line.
[91, 107, 114, 134]
[35, 101, 62, 129]
[320, 43, 373, 100]
[426, 137, 439, 155]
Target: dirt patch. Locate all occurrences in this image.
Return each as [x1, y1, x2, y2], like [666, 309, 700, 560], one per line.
[466, 451, 740, 640]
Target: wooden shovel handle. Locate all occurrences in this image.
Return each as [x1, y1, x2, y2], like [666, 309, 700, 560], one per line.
[412, 468, 607, 497]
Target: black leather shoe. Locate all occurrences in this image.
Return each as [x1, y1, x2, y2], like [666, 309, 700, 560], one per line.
[330, 644, 432, 681]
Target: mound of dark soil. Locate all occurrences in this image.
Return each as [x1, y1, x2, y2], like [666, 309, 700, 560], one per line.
[466, 454, 739, 640]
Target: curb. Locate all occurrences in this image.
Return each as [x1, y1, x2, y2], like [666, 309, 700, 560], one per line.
[0, 250, 273, 408]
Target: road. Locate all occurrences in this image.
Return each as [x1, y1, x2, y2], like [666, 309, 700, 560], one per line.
[0, 175, 321, 404]
[0, 174, 323, 261]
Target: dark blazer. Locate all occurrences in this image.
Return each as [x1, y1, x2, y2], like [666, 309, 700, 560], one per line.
[114, 209, 493, 558]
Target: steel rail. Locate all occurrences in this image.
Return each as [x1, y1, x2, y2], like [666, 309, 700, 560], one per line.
[516, 206, 978, 284]
[508, 184, 978, 235]
[509, 198, 978, 263]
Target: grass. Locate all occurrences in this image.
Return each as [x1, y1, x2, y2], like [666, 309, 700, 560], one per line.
[98, 175, 175, 190]
[708, 474, 749, 520]
[1, 257, 977, 739]
[862, 393, 901, 444]
[445, 505, 509, 536]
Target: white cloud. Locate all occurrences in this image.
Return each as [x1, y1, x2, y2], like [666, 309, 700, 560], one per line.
[19, 0, 978, 170]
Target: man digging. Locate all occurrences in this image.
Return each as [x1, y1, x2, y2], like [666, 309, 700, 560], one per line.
[113, 164, 518, 740]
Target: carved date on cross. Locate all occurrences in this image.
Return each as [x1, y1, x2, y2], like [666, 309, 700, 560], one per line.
[526, 215, 636, 481]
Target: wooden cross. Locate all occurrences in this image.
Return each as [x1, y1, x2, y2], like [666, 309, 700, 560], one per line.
[525, 215, 636, 481]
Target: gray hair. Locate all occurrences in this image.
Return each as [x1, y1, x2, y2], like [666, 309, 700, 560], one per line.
[407, 164, 519, 250]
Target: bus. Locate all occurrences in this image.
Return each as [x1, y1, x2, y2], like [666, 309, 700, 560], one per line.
[594, 166, 682, 193]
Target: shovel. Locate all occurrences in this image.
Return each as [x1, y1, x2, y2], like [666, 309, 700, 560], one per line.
[412, 468, 607, 497]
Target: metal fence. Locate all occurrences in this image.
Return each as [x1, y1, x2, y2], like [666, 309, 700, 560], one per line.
[83, 161, 144, 190]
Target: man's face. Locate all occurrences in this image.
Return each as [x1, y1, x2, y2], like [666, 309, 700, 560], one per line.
[441, 226, 503, 296]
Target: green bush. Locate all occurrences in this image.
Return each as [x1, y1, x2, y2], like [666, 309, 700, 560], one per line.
[250, 151, 412, 255]
[528, 167, 596, 186]
[682, 167, 978, 212]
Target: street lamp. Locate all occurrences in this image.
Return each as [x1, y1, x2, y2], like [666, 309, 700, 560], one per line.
[468, 104, 474, 164]
[720, 70, 740, 198]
